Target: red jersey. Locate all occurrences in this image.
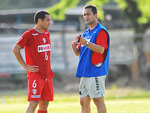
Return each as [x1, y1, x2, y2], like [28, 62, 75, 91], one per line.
[17, 28, 54, 78]
[78, 29, 108, 65]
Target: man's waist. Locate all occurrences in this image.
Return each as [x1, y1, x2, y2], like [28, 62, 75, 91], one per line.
[27, 71, 51, 78]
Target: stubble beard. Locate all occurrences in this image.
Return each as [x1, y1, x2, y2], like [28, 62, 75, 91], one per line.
[86, 20, 94, 25]
[42, 25, 49, 30]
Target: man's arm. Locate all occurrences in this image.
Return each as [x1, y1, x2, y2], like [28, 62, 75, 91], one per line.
[85, 42, 104, 54]
[71, 41, 80, 56]
[77, 37, 105, 54]
[12, 44, 39, 72]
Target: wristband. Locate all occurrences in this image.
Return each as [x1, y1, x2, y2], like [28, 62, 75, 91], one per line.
[85, 41, 89, 46]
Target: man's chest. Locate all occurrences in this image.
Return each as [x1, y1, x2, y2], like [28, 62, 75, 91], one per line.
[32, 33, 50, 45]
[27, 33, 51, 53]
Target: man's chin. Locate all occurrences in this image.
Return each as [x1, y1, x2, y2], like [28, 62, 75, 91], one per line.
[44, 28, 48, 30]
[85, 22, 89, 25]
[85, 22, 91, 25]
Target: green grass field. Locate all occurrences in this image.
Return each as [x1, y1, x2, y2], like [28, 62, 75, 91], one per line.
[0, 88, 150, 113]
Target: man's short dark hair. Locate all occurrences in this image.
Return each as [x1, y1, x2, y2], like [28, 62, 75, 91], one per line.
[34, 10, 50, 24]
[83, 5, 97, 14]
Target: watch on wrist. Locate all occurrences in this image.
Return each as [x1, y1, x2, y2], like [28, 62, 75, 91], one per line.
[85, 41, 89, 46]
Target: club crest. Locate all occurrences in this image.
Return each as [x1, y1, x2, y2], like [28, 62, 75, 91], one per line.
[43, 38, 46, 43]
[32, 89, 37, 95]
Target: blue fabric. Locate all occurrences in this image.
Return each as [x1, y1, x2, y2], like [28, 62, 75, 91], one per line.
[76, 23, 110, 78]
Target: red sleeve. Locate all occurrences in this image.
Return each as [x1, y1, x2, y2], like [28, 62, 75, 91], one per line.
[96, 29, 108, 49]
[17, 30, 32, 48]
[91, 29, 108, 65]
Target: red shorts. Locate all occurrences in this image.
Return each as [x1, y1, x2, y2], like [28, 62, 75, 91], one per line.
[27, 74, 54, 101]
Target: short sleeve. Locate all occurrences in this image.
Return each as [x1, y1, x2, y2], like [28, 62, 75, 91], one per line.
[17, 30, 32, 48]
[96, 29, 108, 49]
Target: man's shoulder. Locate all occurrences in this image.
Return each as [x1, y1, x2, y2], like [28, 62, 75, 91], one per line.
[98, 23, 109, 32]
[24, 28, 45, 37]
[23, 28, 34, 35]
[21, 28, 36, 40]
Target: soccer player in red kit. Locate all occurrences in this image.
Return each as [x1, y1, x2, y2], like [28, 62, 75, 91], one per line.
[13, 10, 54, 113]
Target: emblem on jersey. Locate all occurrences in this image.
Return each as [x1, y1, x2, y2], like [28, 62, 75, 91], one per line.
[43, 38, 46, 43]
[32, 33, 39, 36]
[87, 36, 91, 39]
[32, 89, 37, 95]
[38, 44, 51, 52]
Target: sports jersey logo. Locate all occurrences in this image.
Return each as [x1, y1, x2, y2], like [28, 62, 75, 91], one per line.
[93, 29, 97, 33]
[32, 89, 37, 95]
[86, 36, 91, 40]
[32, 33, 39, 36]
[31, 95, 40, 98]
[43, 38, 46, 43]
[38, 44, 51, 52]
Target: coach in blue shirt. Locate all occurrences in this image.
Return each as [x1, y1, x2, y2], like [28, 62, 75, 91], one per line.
[71, 5, 110, 113]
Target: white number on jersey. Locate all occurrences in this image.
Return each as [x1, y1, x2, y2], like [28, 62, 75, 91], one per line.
[45, 52, 48, 60]
[32, 80, 37, 88]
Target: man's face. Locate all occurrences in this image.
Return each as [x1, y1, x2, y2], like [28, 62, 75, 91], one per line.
[83, 8, 97, 25]
[41, 14, 51, 30]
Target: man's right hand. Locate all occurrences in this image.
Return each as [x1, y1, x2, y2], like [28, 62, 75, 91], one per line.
[71, 41, 77, 49]
[24, 65, 39, 72]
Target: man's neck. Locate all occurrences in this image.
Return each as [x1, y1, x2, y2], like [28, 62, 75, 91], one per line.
[89, 21, 98, 30]
[35, 25, 44, 33]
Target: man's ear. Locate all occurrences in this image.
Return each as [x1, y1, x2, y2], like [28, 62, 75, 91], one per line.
[37, 18, 42, 24]
[95, 13, 98, 18]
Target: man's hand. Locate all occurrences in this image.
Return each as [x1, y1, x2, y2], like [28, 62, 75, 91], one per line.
[71, 39, 80, 56]
[24, 65, 39, 72]
[71, 41, 77, 49]
[74, 35, 105, 54]
[75, 35, 87, 45]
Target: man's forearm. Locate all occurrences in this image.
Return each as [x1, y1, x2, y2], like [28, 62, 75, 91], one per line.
[72, 47, 80, 56]
[85, 42, 104, 54]
[13, 45, 27, 70]
[77, 36, 105, 54]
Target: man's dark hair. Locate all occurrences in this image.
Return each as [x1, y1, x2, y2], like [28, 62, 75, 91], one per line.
[83, 5, 97, 14]
[34, 10, 50, 24]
